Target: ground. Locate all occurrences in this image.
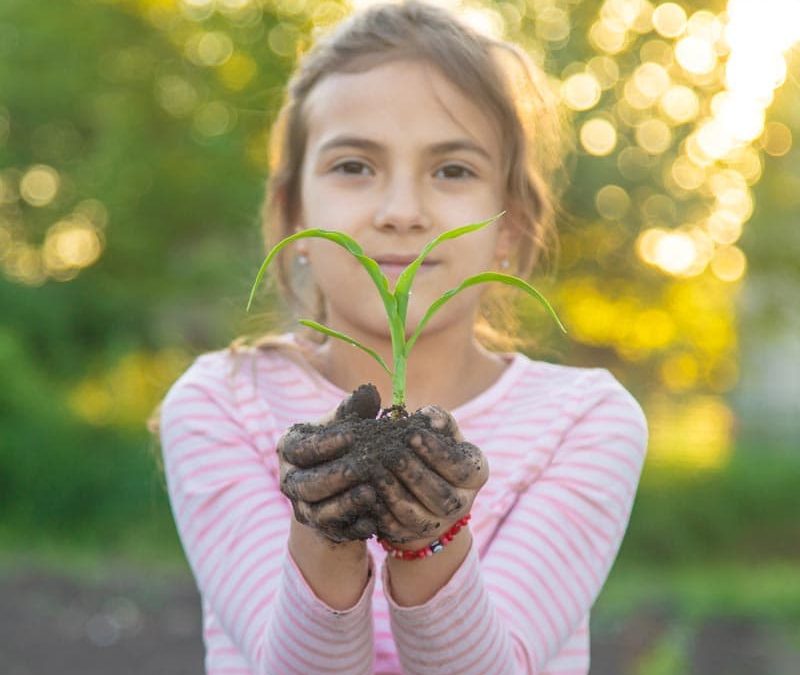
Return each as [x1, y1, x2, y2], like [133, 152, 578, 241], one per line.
[1, 564, 799, 674]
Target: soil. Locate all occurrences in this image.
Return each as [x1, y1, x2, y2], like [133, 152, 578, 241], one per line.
[0, 564, 204, 675]
[3, 565, 799, 675]
[287, 383, 470, 542]
[290, 385, 437, 484]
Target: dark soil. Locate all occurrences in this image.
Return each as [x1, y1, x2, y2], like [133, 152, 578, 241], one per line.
[3, 565, 799, 675]
[286, 384, 470, 542]
[290, 386, 437, 484]
[0, 565, 203, 675]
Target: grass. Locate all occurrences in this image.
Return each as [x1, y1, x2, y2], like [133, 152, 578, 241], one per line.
[618, 447, 800, 566]
[596, 561, 800, 624]
[0, 516, 189, 580]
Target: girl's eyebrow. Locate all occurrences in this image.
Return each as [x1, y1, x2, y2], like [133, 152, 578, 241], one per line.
[318, 135, 492, 161]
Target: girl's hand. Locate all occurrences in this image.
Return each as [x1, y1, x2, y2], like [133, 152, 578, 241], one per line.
[277, 386, 381, 543]
[374, 406, 489, 545]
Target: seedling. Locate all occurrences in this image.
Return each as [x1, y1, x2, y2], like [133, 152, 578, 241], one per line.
[248, 214, 566, 416]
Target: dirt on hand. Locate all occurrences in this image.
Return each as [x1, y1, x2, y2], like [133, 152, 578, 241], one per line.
[286, 383, 470, 543]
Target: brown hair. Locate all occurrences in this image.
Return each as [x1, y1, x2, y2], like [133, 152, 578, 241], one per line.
[255, 0, 568, 349]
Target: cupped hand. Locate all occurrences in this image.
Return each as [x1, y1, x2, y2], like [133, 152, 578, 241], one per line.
[277, 385, 381, 543]
[372, 405, 489, 545]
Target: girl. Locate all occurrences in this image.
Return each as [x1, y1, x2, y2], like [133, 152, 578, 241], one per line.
[158, 2, 648, 673]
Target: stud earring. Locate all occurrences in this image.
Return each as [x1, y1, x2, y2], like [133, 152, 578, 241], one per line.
[296, 253, 309, 266]
[500, 259, 510, 270]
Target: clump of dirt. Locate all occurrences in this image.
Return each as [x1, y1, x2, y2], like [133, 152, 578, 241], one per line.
[286, 383, 466, 542]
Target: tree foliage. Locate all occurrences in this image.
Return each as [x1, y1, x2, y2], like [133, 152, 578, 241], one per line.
[0, 0, 798, 541]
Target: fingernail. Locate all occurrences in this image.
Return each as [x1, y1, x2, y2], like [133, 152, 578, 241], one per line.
[420, 406, 447, 428]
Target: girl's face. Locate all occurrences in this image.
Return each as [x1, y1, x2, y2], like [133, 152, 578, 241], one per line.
[298, 59, 512, 341]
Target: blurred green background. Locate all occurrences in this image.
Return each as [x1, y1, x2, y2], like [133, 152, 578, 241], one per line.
[1, 0, 798, 672]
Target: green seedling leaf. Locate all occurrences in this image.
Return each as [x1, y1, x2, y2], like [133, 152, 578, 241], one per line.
[298, 319, 392, 375]
[247, 213, 565, 411]
[406, 271, 567, 355]
[393, 213, 505, 325]
[247, 229, 395, 318]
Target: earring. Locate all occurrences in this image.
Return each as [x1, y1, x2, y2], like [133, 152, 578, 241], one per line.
[296, 253, 309, 266]
[500, 259, 510, 270]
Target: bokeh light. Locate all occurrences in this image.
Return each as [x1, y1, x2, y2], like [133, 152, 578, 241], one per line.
[647, 394, 734, 469]
[652, 2, 687, 39]
[186, 31, 235, 67]
[710, 245, 747, 282]
[586, 55, 620, 89]
[156, 75, 199, 117]
[193, 101, 237, 136]
[705, 209, 742, 245]
[660, 84, 699, 123]
[633, 62, 670, 100]
[636, 118, 672, 154]
[595, 184, 631, 220]
[536, 6, 571, 43]
[761, 121, 793, 157]
[218, 52, 258, 90]
[562, 72, 602, 110]
[652, 230, 697, 275]
[42, 217, 104, 277]
[580, 117, 618, 155]
[675, 34, 717, 75]
[20, 165, 60, 207]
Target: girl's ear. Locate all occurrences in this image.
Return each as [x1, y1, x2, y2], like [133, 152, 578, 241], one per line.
[294, 228, 308, 255]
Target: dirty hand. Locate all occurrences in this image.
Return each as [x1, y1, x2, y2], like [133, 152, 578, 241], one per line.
[277, 385, 381, 543]
[373, 406, 489, 545]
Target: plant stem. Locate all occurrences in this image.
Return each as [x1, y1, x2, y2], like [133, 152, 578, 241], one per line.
[387, 312, 408, 408]
[392, 356, 407, 409]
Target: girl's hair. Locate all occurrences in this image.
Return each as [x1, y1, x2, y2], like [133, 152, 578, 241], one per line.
[256, 0, 568, 351]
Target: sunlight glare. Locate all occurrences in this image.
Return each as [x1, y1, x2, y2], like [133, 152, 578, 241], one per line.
[562, 73, 602, 110]
[710, 245, 746, 282]
[652, 2, 686, 38]
[580, 118, 618, 156]
[653, 231, 696, 275]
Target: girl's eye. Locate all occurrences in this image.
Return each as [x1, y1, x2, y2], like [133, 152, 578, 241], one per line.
[332, 160, 373, 176]
[435, 164, 476, 179]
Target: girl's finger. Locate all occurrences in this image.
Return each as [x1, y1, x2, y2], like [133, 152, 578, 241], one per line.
[278, 424, 353, 468]
[372, 466, 441, 538]
[407, 429, 489, 489]
[317, 514, 377, 543]
[385, 450, 466, 518]
[373, 502, 413, 544]
[293, 484, 377, 540]
[417, 405, 463, 441]
[281, 455, 367, 503]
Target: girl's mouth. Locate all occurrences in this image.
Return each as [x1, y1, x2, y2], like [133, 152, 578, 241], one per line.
[375, 257, 440, 282]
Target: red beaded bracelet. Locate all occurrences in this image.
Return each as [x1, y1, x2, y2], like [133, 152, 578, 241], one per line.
[378, 514, 471, 560]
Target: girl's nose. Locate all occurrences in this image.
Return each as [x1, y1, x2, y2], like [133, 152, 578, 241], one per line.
[372, 175, 431, 233]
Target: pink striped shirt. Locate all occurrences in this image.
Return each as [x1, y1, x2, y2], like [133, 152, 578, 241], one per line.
[160, 341, 647, 674]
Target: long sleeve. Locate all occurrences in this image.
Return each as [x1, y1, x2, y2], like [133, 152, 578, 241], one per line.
[384, 368, 648, 674]
[159, 353, 376, 674]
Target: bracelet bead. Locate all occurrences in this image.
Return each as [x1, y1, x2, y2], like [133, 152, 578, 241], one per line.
[378, 514, 471, 561]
